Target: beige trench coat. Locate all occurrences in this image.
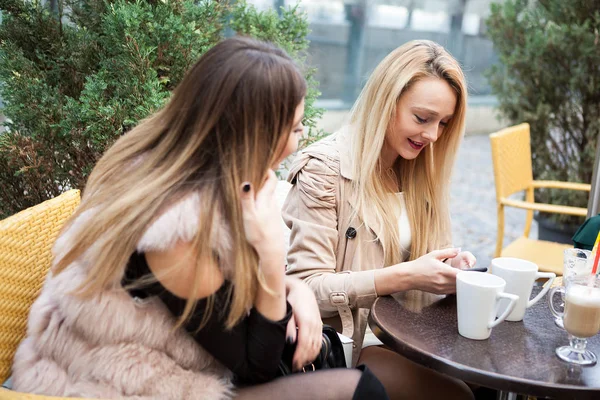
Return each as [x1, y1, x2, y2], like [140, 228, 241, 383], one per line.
[282, 126, 452, 366]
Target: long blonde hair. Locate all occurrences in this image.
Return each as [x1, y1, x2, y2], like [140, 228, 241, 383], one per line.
[350, 40, 467, 265]
[53, 37, 306, 328]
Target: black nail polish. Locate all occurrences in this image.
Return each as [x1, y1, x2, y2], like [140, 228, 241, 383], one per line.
[286, 336, 294, 344]
[243, 183, 251, 193]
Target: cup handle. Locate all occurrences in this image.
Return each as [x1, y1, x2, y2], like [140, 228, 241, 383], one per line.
[527, 272, 556, 308]
[548, 286, 566, 319]
[489, 292, 519, 329]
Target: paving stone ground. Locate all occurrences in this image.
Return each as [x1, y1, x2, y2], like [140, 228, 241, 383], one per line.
[450, 134, 537, 270]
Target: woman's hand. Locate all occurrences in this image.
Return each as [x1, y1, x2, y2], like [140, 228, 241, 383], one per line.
[449, 251, 477, 269]
[403, 248, 463, 294]
[240, 170, 285, 271]
[241, 170, 287, 321]
[284, 277, 323, 371]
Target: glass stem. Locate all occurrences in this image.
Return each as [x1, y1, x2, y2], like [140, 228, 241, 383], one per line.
[569, 335, 588, 352]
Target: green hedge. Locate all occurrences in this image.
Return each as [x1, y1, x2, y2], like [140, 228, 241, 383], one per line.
[486, 0, 600, 224]
[0, 0, 324, 218]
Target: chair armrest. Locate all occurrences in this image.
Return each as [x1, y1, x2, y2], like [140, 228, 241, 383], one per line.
[532, 180, 591, 191]
[500, 198, 588, 217]
[0, 388, 92, 399]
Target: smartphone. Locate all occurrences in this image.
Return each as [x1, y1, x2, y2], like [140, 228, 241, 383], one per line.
[442, 257, 487, 273]
[462, 266, 488, 272]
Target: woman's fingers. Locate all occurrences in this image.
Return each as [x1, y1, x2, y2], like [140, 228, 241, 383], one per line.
[293, 321, 310, 370]
[240, 182, 256, 240]
[240, 173, 285, 252]
[255, 170, 278, 204]
[464, 251, 477, 267]
[292, 320, 322, 371]
[428, 262, 461, 294]
[285, 277, 324, 370]
[451, 251, 477, 269]
[239, 182, 255, 214]
[429, 247, 460, 261]
[286, 314, 297, 344]
[241, 170, 277, 214]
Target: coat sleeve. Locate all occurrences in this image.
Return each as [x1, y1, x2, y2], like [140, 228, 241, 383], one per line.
[282, 157, 377, 313]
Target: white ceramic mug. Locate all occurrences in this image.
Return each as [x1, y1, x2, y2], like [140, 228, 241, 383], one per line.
[456, 271, 519, 340]
[491, 257, 556, 322]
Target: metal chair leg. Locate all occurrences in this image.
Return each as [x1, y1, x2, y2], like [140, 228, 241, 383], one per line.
[496, 391, 518, 400]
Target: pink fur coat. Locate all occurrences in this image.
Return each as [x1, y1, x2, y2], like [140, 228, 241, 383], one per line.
[11, 194, 236, 399]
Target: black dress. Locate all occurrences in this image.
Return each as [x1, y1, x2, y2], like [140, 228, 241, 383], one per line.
[122, 251, 292, 386]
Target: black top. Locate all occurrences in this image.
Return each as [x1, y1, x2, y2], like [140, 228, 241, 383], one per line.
[123, 251, 292, 385]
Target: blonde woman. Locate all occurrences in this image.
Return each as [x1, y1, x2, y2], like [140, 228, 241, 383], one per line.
[11, 37, 388, 399]
[283, 40, 476, 399]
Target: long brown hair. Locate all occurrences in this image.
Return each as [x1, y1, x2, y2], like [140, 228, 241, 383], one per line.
[350, 40, 467, 265]
[54, 36, 307, 328]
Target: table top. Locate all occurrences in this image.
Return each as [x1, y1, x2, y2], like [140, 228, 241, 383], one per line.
[369, 287, 600, 399]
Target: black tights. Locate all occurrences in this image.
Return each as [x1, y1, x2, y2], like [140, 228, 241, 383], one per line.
[235, 366, 388, 400]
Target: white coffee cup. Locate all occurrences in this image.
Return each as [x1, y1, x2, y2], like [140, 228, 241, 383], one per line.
[456, 271, 519, 340]
[491, 257, 556, 322]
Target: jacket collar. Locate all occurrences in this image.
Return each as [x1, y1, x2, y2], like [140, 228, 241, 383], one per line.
[327, 127, 443, 254]
[335, 126, 355, 181]
[334, 127, 384, 243]
[288, 125, 382, 242]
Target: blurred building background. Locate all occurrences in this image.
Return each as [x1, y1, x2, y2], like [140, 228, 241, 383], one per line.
[0, 1, 505, 133]
[250, 0, 506, 135]
[252, 0, 525, 268]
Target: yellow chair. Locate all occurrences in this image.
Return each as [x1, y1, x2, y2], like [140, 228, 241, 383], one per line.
[0, 391, 85, 400]
[490, 123, 591, 275]
[0, 190, 85, 400]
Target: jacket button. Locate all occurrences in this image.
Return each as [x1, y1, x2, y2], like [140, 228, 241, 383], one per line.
[345, 227, 357, 239]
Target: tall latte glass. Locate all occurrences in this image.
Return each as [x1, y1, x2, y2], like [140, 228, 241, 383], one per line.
[549, 275, 600, 366]
[555, 249, 592, 328]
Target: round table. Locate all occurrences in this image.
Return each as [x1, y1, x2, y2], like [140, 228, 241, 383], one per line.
[369, 287, 600, 399]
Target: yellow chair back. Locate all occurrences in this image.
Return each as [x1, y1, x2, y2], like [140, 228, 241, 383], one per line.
[489, 122, 590, 275]
[0, 190, 80, 384]
[0, 388, 88, 399]
[490, 122, 534, 200]
[0, 388, 84, 399]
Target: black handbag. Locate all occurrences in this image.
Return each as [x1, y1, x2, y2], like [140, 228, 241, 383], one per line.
[277, 325, 347, 375]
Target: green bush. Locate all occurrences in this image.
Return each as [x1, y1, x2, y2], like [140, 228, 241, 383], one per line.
[486, 0, 600, 225]
[0, 0, 324, 218]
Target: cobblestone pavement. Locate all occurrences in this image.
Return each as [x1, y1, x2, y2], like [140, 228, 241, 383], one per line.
[450, 134, 537, 270]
